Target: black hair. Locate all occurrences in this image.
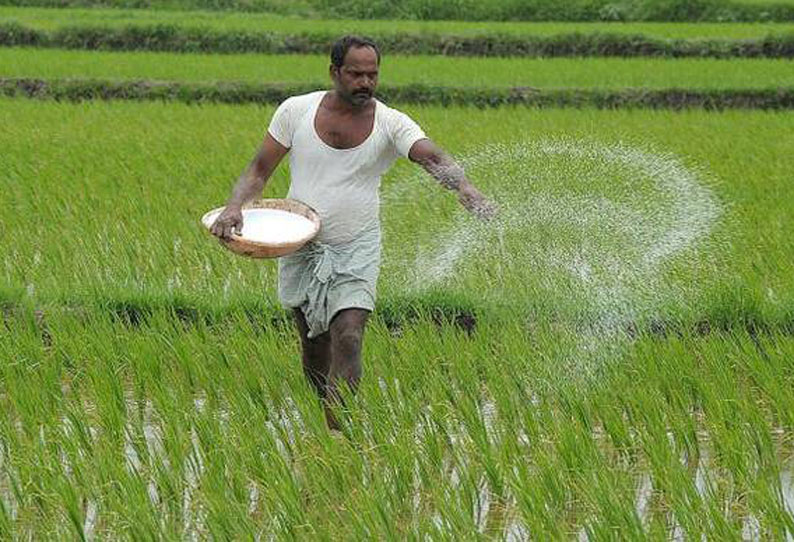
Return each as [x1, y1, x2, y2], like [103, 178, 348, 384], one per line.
[330, 35, 381, 68]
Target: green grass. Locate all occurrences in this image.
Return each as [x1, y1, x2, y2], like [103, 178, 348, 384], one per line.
[2, 6, 794, 38]
[0, 303, 792, 537]
[3, 48, 794, 90]
[1, 98, 792, 326]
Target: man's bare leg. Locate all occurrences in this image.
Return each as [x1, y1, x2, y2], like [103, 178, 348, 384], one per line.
[292, 307, 370, 430]
[325, 308, 370, 430]
[292, 308, 332, 400]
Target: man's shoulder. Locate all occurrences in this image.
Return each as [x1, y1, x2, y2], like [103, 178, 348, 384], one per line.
[376, 99, 421, 131]
[376, 98, 402, 117]
[281, 90, 325, 111]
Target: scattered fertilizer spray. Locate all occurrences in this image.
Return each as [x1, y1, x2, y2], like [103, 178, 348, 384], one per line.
[385, 137, 722, 377]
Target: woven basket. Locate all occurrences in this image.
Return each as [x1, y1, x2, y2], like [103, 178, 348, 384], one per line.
[201, 198, 321, 259]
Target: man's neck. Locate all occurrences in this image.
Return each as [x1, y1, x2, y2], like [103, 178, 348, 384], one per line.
[326, 90, 373, 115]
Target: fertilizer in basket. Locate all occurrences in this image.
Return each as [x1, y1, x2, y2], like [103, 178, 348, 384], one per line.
[208, 208, 316, 244]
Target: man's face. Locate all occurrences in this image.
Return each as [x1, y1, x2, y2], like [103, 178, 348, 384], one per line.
[331, 46, 379, 107]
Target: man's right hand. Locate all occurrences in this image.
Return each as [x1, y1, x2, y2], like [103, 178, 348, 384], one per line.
[210, 205, 243, 241]
[211, 134, 289, 242]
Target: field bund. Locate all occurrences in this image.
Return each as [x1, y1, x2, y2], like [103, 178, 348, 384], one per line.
[3, 21, 794, 58]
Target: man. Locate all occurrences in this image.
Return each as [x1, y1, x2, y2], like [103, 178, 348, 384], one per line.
[211, 35, 493, 429]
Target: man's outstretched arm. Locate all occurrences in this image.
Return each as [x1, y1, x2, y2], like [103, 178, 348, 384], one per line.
[210, 134, 290, 240]
[408, 139, 495, 219]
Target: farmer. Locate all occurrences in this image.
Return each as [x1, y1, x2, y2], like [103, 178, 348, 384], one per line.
[211, 35, 493, 429]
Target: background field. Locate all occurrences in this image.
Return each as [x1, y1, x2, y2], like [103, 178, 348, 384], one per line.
[1, 0, 793, 539]
[3, 6, 794, 37]
[3, 48, 793, 89]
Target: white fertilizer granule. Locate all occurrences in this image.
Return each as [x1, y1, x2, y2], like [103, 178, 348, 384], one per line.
[204, 208, 316, 244]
